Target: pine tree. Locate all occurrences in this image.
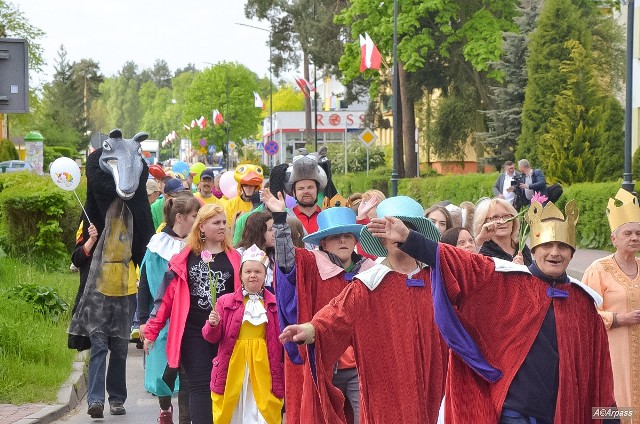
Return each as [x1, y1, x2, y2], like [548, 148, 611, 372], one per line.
[539, 40, 601, 184]
[37, 45, 85, 150]
[479, 0, 541, 169]
[517, 0, 589, 165]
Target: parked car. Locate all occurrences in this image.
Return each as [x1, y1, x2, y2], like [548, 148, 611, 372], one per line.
[0, 160, 35, 173]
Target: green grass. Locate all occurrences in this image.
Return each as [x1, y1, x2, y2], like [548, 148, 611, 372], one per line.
[0, 257, 78, 404]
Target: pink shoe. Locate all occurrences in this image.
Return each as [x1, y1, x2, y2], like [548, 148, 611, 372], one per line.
[158, 406, 174, 424]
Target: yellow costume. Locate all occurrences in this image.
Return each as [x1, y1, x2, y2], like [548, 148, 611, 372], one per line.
[212, 299, 283, 424]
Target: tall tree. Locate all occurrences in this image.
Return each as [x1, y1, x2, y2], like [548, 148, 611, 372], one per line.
[539, 40, 605, 184]
[149, 59, 173, 89]
[36, 46, 85, 150]
[71, 59, 104, 133]
[517, 0, 588, 165]
[479, 0, 541, 169]
[0, 0, 45, 73]
[335, 0, 518, 177]
[182, 62, 262, 156]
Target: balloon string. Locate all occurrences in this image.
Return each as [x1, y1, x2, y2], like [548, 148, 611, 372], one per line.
[73, 190, 92, 226]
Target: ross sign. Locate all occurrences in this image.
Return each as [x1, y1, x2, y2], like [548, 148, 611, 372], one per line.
[264, 140, 279, 156]
[357, 127, 378, 147]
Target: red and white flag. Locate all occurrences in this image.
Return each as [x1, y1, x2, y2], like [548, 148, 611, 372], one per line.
[191, 119, 197, 128]
[359, 33, 382, 72]
[294, 76, 315, 98]
[212, 109, 225, 125]
[183, 124, 190, 131]
[197, 115, 207, 129]
[253, 91, 265, 109]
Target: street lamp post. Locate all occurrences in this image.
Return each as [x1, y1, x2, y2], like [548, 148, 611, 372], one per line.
[236, 22, 274, 167]
[623, 0, 635, 193]
[390, 0, 400, 197]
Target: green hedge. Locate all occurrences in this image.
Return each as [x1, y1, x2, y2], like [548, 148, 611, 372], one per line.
[334, 170, 636, 250]
[0, 172, 84, 268]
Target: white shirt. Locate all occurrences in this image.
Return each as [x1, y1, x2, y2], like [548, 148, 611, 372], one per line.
[502, 173, 515, 204]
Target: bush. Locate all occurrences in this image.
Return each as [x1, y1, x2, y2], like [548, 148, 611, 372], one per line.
[334, 169, 634, 250]
[0, 139, 18, 161]
[0, 172, 83, 268]
[7, 283, 69, 321]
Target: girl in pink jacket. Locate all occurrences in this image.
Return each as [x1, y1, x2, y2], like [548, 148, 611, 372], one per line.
[203, 244, 284, 424]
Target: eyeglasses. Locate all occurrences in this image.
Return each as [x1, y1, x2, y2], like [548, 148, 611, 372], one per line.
[486, 214, 514, 223]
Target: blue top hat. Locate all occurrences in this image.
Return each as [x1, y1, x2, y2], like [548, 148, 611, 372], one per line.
[302, 207, 364, 246]
[359, 196, 441, 257]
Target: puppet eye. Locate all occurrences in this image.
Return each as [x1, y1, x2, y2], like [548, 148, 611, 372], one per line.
[103, 140, 112, 151]
[256, 167, 263, 174]
[237, 165, 247, 173]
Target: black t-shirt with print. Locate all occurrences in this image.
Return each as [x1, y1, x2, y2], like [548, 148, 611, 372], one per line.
[185, 250, 235, 335]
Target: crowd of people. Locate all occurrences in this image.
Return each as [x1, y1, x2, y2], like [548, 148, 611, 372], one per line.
[70, 151, 639, 423]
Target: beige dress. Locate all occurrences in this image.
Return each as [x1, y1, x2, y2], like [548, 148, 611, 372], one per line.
[583, 255, 640, 410]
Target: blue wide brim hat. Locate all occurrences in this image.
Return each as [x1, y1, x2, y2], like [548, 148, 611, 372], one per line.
[359, 196, 441, 257]
[302, 207, 364, 246]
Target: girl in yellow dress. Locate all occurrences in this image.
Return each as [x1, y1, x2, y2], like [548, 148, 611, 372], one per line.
[202, 244, 284, 424]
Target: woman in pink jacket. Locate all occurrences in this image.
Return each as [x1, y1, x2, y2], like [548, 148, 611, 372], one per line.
[203, 244, 284, 424]
[144, 204, 241, 424]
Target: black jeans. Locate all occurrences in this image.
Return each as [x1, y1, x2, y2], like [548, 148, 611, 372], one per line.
[180, 330, 217, 424]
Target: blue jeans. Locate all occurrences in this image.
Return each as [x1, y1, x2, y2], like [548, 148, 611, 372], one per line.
[87, 332, 129, 406]
[500, 409, 539, 424]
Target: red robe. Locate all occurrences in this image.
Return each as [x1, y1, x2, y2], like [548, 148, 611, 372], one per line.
[435, 243, 616, 423]
[281, 248, 375, 423]
[310, 265, 448, 424]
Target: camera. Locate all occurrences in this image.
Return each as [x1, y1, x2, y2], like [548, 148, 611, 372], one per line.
[511, 173, 528, 211]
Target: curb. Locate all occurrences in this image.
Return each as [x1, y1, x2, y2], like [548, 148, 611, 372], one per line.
[15, 351, 88, 424]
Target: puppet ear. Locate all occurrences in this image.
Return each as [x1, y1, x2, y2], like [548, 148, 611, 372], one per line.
[132, 132, 149, 143]
[108, 128, 123, 139]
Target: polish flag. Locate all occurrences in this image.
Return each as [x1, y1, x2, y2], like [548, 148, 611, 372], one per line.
[294, 77, 315, 98]
[359, 33, 382, 72]
[171, 130, 177, 140]
[212, 109, 225, 125]
[191, 119, 197, 128]
[197, 115, 207, 129]
[254, 91, 265, 109]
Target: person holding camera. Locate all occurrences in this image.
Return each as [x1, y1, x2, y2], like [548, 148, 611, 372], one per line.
[492, 161, 517, 205]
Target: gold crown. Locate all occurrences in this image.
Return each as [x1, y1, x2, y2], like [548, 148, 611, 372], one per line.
[525, 200, 578, 250]
[606, 188, 640, 232]
[323, 194, 348, 209]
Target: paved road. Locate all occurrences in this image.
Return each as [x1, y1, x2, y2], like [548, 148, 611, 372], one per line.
[54, 345, 177, 423]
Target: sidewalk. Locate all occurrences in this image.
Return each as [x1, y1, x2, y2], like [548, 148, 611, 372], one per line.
[0, 248, 613, 423]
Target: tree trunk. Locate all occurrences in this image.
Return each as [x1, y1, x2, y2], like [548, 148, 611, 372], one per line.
[399, 64, 416, 178]
[303, 52, 312, 145]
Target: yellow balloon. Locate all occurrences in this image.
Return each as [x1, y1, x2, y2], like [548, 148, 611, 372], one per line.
[190, 162, 207, 185]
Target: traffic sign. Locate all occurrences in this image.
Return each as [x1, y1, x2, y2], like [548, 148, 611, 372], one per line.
[357, 127, 378, 147]
[228, 142, 236, 151]
[264, 140, 279, 156]
[255, 142, 265, 151]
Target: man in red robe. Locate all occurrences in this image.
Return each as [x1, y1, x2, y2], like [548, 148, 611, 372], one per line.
[264, 189, 377, 423]
[280, 196, 448, 424]
[365, 200, 619, 424]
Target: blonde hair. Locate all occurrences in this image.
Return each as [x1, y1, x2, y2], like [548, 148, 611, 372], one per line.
[362, 189, 386, 203]
[473, 198, 520, 245]
[186, 204, 232, 254]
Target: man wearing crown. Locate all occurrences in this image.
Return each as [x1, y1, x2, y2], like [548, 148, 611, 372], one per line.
[583, 189, 640, 415]
[365, 200, 618, 424]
